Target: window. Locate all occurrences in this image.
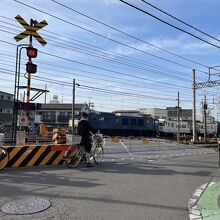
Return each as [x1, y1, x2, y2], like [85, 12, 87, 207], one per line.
[0, 108, 3, 113]
[130, 118, 136, 126]
[6, 109, 11, 114]
[182, 124, 186, 128]
[59, 112, 66, 115]
[138, 119, 144, 126]
[0, 95, 3, 99]
[7, 96, 11, 101]
[122, 118, 129, 125]
[168, 122, 170, 127]
[171, 123, 174, 127]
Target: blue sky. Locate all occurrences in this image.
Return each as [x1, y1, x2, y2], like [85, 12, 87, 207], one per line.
[1, 0, 220, 118]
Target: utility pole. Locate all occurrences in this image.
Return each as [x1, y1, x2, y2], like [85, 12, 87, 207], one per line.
[44, 84, 47, 103]
[192, 69, 197, 143]
[177, 91, 180, 143]
[72, 79, 75, 144]
[204, 95, 207, 143]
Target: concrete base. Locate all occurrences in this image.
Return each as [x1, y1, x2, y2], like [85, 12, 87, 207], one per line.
[16, 131, 26, 145]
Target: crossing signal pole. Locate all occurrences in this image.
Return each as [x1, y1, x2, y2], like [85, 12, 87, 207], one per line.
[203, 95, 207, 143]
[177, 91, 180, 143]
[12, 15, 48, 145]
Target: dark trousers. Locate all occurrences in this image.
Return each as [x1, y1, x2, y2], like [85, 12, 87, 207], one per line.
[80, 136, 92, 153]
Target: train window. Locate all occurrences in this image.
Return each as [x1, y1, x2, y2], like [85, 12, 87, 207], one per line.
[168, 122, 170, 126]
[122, 118, 129, 125]
[171, 123, 174, 127]
[138, 119, 144, 126]
[130, 118, 137, 126]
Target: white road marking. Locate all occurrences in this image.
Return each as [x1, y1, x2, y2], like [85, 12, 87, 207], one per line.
[120, 141, 133, 156]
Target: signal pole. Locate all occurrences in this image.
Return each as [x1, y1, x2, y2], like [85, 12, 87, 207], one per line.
[192, 69, 197, 143]
[72, 79, 75, 144]
[204, 95, 207, 143]
[177, 91, 180, 143]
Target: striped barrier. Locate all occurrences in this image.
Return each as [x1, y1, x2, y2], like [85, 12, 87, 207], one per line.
[4, 144, 74, 168]
[142, 139, 149, 144]
[112, 137, 120, 143]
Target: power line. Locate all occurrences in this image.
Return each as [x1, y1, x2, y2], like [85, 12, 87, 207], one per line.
[0, 25, 192, 82]
[119, 0, 220, 49]
[41, 50, 191, 89]
[0, 21, 207, 81]
[13, 0, 208, 71]
[0, 62, 191, 100]
[140, 0, 220, 44]
[0, 38, 190, 89]
[0, 68, 192, 101]
[50, 0, 208, 68]
[0, 58, 192, 96]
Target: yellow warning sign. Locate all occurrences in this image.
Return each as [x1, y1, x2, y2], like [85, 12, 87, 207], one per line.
[14, 15, 48, 46]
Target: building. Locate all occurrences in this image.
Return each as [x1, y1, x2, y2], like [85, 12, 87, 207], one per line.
[35, 103, 89, 128]
[0, 91, 13, 126]
[166, 107, 192, 120]
[139, 108, 167, 119]
[139, 107, 193, 121]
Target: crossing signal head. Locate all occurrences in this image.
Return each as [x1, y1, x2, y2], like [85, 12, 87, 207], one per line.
[26, 62, 37, 74]
[26, 47, 38, 58]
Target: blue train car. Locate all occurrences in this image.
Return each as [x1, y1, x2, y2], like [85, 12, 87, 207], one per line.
[89, 112, 157, 137]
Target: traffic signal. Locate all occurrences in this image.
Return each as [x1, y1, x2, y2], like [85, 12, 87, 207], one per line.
[26, 47, 38, 58]
[26, 62, 37, 73]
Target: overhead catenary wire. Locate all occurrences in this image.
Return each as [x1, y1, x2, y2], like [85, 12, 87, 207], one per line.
[140, 0, 220, 44]
[0, 68, 192, 102]
[50, 0, 209, 68]
[0, 58, 193, 97]
[0, 26, 193, 83]
[0, 16, 209, 78]
[0, 21, 208, 82]
[13, 0, 209, 72]
[119, 0, 220, 50]
[0, 67, 186, 102]
[0, 39, 191, 89]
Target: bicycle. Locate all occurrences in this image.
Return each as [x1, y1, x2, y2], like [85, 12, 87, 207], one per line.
[0, 146, 9, 170]
[65, 133, 104, 168]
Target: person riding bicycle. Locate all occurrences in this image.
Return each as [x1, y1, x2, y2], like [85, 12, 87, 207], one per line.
[77, 112, 94, 167]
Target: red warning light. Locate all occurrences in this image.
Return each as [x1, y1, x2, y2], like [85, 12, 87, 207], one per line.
[26, 47, 38, 58]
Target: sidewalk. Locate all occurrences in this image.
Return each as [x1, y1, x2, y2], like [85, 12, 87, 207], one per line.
[198, 176, 220, 220]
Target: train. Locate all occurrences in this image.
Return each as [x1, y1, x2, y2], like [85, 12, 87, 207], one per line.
[89, 111, 157, 136]
[158, 119, 217, 137]
[88, 111, 218, 138]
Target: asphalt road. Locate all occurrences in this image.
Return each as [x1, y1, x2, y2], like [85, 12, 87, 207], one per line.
[0, 140, 219, 220]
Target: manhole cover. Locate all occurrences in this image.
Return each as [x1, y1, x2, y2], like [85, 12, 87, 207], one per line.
[2, 197, 51, 215]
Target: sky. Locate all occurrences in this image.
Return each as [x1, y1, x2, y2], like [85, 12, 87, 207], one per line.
[1, 0, 220, 118]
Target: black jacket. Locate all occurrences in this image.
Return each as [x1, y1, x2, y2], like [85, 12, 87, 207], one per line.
[77, 119, 93, 137]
